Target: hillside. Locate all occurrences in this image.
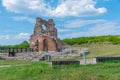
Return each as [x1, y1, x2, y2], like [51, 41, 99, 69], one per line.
[73, 44, 120, 58]
[62, 35, 120, 57]
[62, 35, 120, 45]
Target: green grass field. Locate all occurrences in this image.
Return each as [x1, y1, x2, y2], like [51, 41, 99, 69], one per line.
[74, 43, 120, 58]
[1, 44, 120, 80]
[0, 60, 30, 66]
[0, 61, 120, 80]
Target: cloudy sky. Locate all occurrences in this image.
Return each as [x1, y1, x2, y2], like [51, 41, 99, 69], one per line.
[0, 0, 120, 45]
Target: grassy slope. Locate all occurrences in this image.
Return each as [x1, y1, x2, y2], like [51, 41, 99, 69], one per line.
[0, 61, 120, 80]
[73, 43, 120, 58]
[1, 44, 120, 80]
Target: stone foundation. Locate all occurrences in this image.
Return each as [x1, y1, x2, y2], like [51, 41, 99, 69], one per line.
[0, 48, 89, 61]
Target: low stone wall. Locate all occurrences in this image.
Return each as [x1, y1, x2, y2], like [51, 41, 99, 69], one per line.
[93, 57, 120, 63]
[52, 60, 80, 66]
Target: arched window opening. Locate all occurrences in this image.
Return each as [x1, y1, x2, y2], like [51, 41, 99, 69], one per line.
[42, 24, 47, 30]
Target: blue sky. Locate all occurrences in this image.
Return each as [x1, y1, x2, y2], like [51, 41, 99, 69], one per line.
[0, 0, 120, 45]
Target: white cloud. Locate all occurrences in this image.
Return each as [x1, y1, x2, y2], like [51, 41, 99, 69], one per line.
[51, 0, 107, 17]
[2, 0, 107, 17]
[0, 33, 30, 45]
[12, 16, 35, 23]
[0, 35, 10, 40]
[15, 33, 30, 39]
[58, 28, 70, 32]
[63, 19, 107, 28]
[0, 33, 30, 40]
[65, 21, 120, 38]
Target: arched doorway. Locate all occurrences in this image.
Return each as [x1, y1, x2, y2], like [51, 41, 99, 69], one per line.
[43, 39, 48, 51]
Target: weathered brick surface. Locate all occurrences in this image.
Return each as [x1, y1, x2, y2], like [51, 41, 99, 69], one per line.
[30, 17, 64, 51]
[38, 36, 57, 51]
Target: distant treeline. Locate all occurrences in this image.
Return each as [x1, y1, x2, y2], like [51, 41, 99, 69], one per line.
[0, 41, 29, 49]
[1, 35, 120, 49]
[62, 35, 120, 45]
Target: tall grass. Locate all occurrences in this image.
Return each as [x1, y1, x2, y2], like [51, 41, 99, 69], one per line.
[0, 61, 120, 80]
[1, 44, 120, 80]
[0, 60, 30, 66]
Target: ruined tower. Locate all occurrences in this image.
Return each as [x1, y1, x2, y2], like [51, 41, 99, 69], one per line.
[30, 17, 64, 52]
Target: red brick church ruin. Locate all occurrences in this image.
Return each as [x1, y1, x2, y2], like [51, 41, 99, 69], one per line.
[29, 17, 64, 52]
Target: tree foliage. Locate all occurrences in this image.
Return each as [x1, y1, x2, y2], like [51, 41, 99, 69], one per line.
[62, 35, 120, 45]
[0, 41, 29, 49]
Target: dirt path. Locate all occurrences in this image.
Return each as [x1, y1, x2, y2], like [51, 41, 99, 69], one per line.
[0, 65, 11, 68]
[0, 64, 30, 68]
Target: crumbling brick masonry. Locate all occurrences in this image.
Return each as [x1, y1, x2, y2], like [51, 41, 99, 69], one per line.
[30, 17, 64, 52]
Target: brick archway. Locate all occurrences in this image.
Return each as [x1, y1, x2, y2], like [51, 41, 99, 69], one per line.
[38, 36, 57, 51]
[30, 17, 65, 52]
